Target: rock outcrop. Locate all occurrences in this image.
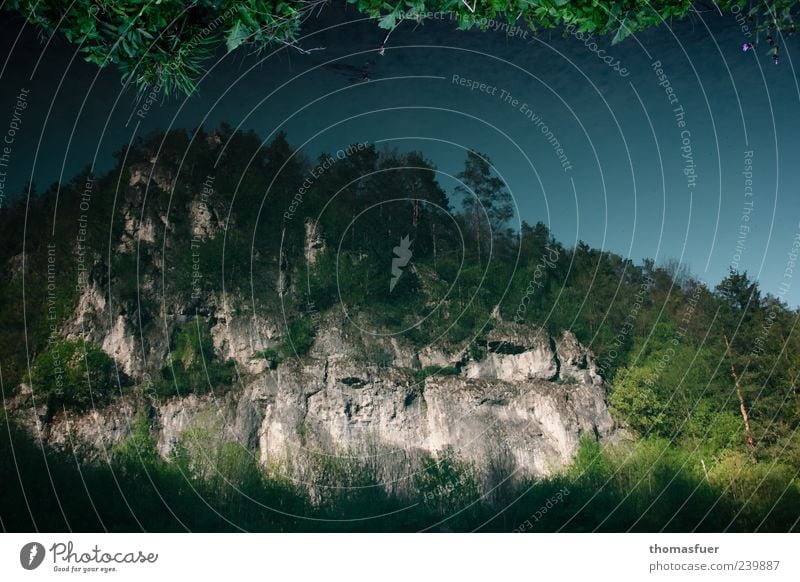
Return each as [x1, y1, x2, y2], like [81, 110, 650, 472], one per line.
[8, 162, 615, 490]
[17, 299, 614, 486]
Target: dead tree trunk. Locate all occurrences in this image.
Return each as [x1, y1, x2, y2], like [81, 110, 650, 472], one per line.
[723, 335, 757, 454]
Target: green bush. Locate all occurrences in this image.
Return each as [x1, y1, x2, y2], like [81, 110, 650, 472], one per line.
[609, 365, 666, 436]
[413, 365, 460, 382]
[285, 317, 316, 356]
[112, 410, 160, 470]
[254, 316, 317, 369]
[255, 347, 283, 369]
[28, 339, 119, 411]
[157, 317, 235, 397]
[414, 450, 482, 527]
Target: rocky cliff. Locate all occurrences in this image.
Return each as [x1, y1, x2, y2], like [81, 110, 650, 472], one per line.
[12, 296, 613, 487]
[7, 155, 615, 492]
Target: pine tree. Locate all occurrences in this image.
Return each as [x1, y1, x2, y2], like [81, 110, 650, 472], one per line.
[455, 151, 512, 265]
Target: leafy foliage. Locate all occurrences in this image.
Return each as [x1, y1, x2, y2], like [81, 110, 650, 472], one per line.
[28, 339, 119, 411]
[6, 0, 320, 96]
[284, 316, 316, 356]
[8, 1, 793, 95]
[157, 316, 236, 398]
[414, 449, 481, 521]
[3, 417, 798, 532]
[255, 317, 316, 367]
[609, 365, 667, 436]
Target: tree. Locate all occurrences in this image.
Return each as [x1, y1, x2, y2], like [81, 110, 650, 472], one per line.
[455, 150, 512, 264]
[724, 335, 757, 454]
[609, 364, 667, 436]
[716, 269, 761, 312]
[714, 269, 762, 371]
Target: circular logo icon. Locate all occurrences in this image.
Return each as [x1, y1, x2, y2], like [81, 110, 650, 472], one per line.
[19, 542, 45, 570]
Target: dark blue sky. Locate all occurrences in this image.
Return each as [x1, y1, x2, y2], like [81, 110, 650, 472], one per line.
[1, 6, 799, 305]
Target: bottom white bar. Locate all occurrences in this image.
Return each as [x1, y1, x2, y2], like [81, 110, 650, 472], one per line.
[1, 534, 797, 581]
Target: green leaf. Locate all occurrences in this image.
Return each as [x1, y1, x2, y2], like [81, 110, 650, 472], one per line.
[378, 12, 396, 29]
[226, 20, 249, 52]
[612, 17, 632, 45]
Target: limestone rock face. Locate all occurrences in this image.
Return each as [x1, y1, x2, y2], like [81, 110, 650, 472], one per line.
[304, 219, 325, 266]
[209, 300, 279, 374]
[18, 400, 137, 459]
[24, 316, 614, 483]
[62, 278, 170, 379]
[464, 344, 558, 382]
[19, 239, 614, 483]
[101, 316, 139, 377]
[464, 326, 557, 382]
[555, 330, 604, 386]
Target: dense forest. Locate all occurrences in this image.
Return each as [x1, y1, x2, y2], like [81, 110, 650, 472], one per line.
[1, 126, 798, 531]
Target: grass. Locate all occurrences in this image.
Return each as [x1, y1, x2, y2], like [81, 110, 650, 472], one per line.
[2, 417, 797, 533]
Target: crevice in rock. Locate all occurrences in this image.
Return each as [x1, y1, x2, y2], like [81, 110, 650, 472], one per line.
[478, 397, 508, 406]
[340, 376, 366, 387]
[487, 341, 526, 355]
[303, 387, 323, 413]
[549, 335, 561, 381]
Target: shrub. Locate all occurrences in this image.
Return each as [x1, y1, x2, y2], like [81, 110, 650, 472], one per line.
[285, 317, 316, 356]
[112, 410, 160, 470]
[609, 365, 666, 436]
[255, 347, 282, 369]
[254, 316, 317, 369]
[156, 317, 235, 397]
[28, 339, 119, 411]
[413, 366, 460, 382]
[414, 449, 481, 519]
